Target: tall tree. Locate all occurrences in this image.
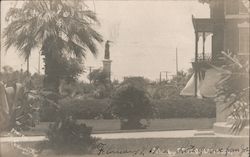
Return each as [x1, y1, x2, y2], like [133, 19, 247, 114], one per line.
[3, 0, 103, 92]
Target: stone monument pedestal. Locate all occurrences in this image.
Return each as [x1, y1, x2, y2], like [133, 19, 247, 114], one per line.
[102, 59, 112, 80]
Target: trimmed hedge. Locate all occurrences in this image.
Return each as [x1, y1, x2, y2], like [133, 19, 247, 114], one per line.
[153, 96, 216, 119]
[60, 98, 112, 119]
[40, 96, 215, 122]
[40, 98, 112, 122]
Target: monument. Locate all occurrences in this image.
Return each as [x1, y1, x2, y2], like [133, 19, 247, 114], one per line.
[103, 40, 112, 81]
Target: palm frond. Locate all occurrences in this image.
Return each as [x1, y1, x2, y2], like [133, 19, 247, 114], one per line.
[216, 55, 249, 135]
[3, 0, 103, 86]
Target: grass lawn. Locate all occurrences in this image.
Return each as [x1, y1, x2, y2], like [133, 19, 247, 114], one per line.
[1, 137, 249, 157]
[35, 154, 250, 157]
[3, 151, 249, 157]
[4, 154, 249, 157]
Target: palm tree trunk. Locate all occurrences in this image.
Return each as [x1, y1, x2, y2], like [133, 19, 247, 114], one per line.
[43, 51, 60, 93]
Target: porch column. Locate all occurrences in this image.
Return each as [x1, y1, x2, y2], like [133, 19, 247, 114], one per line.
[194, 31, 199, 97]
[202, 32, 205, 60]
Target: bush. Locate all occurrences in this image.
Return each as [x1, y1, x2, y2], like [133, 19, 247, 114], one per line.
[39, 103, 58, 122]
[111, 85, 155, 130]
[40, 115, 98, 154]
[39, 92, 60, 122]
[153, 96, 215, 119]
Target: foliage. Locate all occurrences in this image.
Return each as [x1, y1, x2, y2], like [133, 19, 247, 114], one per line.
[3, 84, 40, 131]
[40, 95, 215, 122]
[111, 83, 155, 130]
[12, 90, 36, 131]
[216, 55, 249, 134]
[149, 70, 191, 99]
[150, 84, 178, 99]
[77, 82, 96, 95]
[58, 80, 98, 98]
[198, 0, 211, 4]
[88, 69, 109, 86]
[30, 73, 44, 90]
[59, 97, 112, 119]
[26, 90, 99, 154]
[55, 57, 84, 83]
[43, 115, 99, 154]
[153, 96, 216, 119]
[40, 97, 112, 121]
[2, 65, 14, 73]
[39, 102, 58, 122]
[0, 67, 44, 131]
[122, 76, 150, 90]
[4, 0, 103, 92]
[169, 70, 192, 90]
[0, 65, 27, 87]
[88, 69, 112, 98]
[0, 67, 44, 91]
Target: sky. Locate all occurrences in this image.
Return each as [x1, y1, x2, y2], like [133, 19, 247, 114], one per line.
[1, 0, 210, 81]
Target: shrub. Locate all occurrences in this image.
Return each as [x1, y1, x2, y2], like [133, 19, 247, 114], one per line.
[153, 96, 216, 119]
[39, 92, 60, 122]
[39, 103, 58, 122]
[41, 115, 99, 154]
[111, 85, 155, 130]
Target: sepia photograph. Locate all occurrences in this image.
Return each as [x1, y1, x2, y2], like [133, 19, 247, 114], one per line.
[0, 0, 249, 157]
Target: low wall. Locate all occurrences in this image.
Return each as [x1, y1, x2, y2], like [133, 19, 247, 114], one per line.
[1, 118, 216, 136]
[78, 118, 216, 133]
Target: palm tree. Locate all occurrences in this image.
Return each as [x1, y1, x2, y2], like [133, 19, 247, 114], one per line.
[4, 6, 37, 75]
[3, 0, 103, 92]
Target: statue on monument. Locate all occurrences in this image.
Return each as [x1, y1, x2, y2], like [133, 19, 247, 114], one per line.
[104, 40, 111, 60]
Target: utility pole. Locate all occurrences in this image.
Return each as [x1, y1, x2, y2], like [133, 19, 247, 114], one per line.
[176, 47, 178, 76]
[175, 47, 179, 87]
[87, 66, 95, 74]
[159, 72, 162, 83]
